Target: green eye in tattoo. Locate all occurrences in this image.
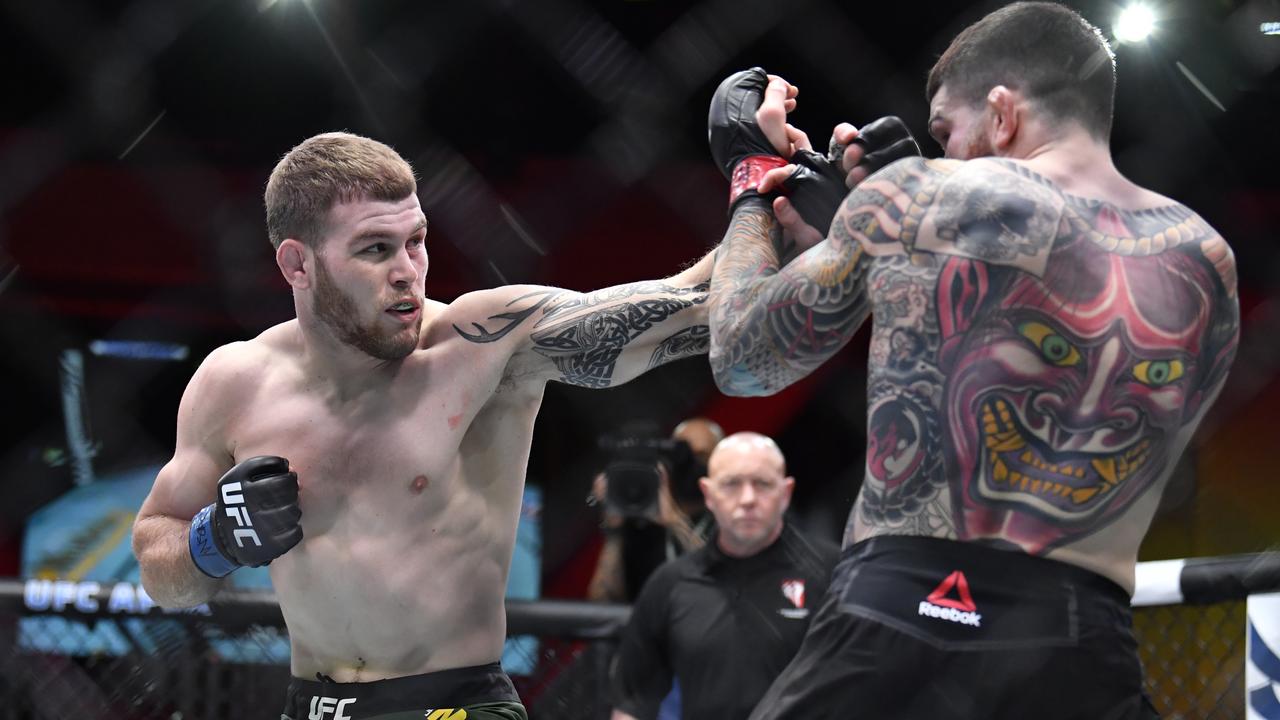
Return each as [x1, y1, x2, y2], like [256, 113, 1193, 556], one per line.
[1018, 321, 1082, 367]
[1132, 359, 1184, 386]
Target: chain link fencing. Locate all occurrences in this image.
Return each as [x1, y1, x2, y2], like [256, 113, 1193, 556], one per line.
[1135, 601, 1246, 720]
[0, 617, 625, 720]
[0, 579, 1263, 720]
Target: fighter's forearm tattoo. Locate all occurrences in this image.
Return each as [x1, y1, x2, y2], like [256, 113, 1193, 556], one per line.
[707, 208, 785, 395]
[538, 280, 708, 325]
[709, 168, 923, 395]
[647, 325, 710, 369]
[455, 280, 710, 387]
[530, 284, 708, 388]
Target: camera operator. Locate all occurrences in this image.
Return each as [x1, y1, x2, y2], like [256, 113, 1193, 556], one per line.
[609, 432, 839, 720]
[587, 419, 724, 603]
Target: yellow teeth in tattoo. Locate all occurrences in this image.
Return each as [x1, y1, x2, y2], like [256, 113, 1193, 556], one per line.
[1091, 458, 1117, 485]
[981, 398, 1153, 508]
[982, 399, 1027, 452]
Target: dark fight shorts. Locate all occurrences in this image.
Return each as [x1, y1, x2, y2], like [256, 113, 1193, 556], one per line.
[749, 536, 1161, 720]
[281, 662, 525, 720]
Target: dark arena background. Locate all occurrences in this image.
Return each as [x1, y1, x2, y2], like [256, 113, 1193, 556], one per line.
[1, 1, 1279, 718]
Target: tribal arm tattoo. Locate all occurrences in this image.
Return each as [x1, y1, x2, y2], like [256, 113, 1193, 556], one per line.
[708, 159, 929, 396]
[452, 254, 714, 388]
[453, 290, 558, 343]
[529, 279, 710, 388]
[647, 325, 710, 370]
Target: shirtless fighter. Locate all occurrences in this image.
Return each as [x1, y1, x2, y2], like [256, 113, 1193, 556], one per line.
[706, 4, 1240, 718]
[131, 131, 740, 720]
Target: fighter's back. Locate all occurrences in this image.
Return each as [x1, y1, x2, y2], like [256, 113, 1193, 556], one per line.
[849, 156, 1239, 590]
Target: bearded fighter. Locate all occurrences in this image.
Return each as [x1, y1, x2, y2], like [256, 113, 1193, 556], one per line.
[704, 4, 1239, 719]
[129, 130, 774, 720]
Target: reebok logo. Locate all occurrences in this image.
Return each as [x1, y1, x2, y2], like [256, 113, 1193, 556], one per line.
[308, 695, 355, 720]
[917, 570, 981, 627]
[220, 481, 262, 549]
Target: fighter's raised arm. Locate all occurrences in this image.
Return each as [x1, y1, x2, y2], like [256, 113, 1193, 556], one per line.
[703, 69, 922, 397]
[708, 159, 924, 396]
[441, 251, 714, 389]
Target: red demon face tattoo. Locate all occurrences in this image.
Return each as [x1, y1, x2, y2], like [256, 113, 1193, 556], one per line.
[937, 237, 1234, 552]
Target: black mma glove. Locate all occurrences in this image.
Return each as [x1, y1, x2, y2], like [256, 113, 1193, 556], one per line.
[849, 115, 921, 176]
[782, 115, 922, 235]
[708, 67, 788, 214]
[782, 149, 848, 237]
[188, 455, 302, 578]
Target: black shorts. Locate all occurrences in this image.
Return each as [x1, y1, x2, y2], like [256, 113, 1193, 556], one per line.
[281, 662, 525, 720]
[749, 536, 1161, 720]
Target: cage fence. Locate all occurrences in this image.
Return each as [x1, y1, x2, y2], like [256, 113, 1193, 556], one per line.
[0, 558, 1277, 720]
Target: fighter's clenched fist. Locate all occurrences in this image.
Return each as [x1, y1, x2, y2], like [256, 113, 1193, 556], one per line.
[188, 455, 302, 578]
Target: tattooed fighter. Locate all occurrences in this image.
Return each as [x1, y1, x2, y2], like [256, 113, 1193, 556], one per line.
[707, 4, 1239, 719]
[130, 131, 749, 720]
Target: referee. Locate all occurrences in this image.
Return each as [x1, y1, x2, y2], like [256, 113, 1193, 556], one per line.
[609, 432, 839, 720]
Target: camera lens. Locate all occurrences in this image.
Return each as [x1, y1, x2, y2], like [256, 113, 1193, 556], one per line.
[603, 461, 661, 518]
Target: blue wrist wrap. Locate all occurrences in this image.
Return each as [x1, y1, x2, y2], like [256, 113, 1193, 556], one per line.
[188, 503, 239, 578]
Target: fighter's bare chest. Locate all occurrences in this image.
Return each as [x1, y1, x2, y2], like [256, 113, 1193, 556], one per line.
[229, 375, 480, 497]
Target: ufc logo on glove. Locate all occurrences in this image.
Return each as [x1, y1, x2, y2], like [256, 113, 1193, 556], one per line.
[187, 455, 303, 578]
[220, 482, 262, 548]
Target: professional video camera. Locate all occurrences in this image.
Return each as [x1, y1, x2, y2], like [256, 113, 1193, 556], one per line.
[598, 434, 703, 519]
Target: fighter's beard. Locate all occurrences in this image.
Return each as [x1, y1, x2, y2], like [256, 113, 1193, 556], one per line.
[313, 259, 419, 361]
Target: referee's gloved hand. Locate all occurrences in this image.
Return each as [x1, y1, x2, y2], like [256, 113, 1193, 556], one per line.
[188, 456, 302, 578]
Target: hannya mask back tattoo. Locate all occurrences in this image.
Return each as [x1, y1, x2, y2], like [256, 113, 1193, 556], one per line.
[937, 229, 1236, 552]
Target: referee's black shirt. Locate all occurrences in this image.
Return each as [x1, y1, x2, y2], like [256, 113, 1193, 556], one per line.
[610, 523, 839, 720]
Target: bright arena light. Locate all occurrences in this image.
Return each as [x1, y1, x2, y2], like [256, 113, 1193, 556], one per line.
[1115, 4, 1156, 43]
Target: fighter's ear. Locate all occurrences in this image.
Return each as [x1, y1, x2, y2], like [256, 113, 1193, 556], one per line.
[986, 85, 1020, 154]
[277, 239, 311, 290]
